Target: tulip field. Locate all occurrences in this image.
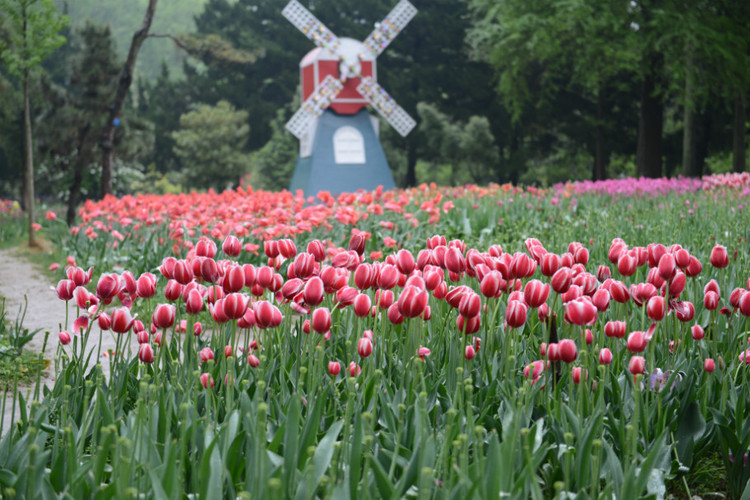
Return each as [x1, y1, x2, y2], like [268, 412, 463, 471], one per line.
[2, 173, 750, 499]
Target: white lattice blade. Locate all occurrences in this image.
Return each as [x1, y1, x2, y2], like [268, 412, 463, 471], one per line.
[286, 75, 344, 138]
[363, 0, 417, 58]
[282, 0, 341, 53]
[356, 77, 415, 137]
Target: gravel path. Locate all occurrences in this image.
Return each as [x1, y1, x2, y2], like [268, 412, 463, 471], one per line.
[0, 247, 117, 436]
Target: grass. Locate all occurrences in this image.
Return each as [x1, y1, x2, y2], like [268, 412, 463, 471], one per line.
[0, 342, 47, 391]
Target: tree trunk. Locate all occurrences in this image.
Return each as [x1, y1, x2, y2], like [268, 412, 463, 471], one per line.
[100, 0, 158, 196]
[593, 91, 607, 181]
[682, 46, 698, 177]
[636, 55, 663, 178]
[67, 125, 91, 226]
[733, 93, 746, 173]
[23, 68, 37, 247]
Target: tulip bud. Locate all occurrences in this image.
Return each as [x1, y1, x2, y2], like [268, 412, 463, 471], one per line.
[704, 358, 715, 373]
[598, 348, 613, 365]
[247, 354, 260, 367]
[59, 330, 71, 345]
[464, 344, 476, 360]
[628, 356, 645, 375]
[328, 361, 341, 376]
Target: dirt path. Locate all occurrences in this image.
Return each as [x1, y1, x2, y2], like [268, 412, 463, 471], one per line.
[0, 247, 117, 436]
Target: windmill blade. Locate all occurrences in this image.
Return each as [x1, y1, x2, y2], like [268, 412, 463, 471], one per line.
[356, 77, 416, 137]
[363, 0, 417, 58]
[282, 0, 341, 53]
[286, 75, 344, 139]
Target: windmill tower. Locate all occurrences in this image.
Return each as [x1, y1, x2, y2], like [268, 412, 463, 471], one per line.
[282, 0, 417, 197]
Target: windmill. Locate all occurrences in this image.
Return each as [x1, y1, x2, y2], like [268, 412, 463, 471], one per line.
[282, 0, 417, 197]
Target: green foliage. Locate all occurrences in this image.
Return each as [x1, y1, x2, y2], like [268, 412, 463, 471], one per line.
[171, 100, 251, 190]
[245, 108, 297, 191]
[0, 0, 69, 78]
[416, 102, 499, 185]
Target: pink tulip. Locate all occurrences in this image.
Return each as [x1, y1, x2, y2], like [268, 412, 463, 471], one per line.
[222, 235, 242, 257]
[311, 307, 332, 334]
[348, 361, 361, 377]
[303, 277, 325, 306]
[457, 291, 481, 318]
[524, 280, 550, 308]
[199, 347, 214, 362]
[200, 373, 214, 389]
[559, 339, 577, 363]
[505, 300, 528, 328]
[111, 307, 135, 334]
[328, 361, 341, 376]
[58, 330, 71, 345]
[629, 356, 646, 375]
[605, 321, 627, 339]
[139, 343, 154, 363]
[357, 337, 373, 358]
[710, 245, 729, 269]
[152, 304, 176, 329]
[646, 296, 666, 322]
[464, 344, 476, 360]
[247, 354, 260, 367]
[626, 331, 648, 353]
[704, 358, 715, 372]
[599, 348, 613, 365]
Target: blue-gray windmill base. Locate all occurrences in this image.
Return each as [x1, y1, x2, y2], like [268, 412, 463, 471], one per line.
[289, 109, 396, 198]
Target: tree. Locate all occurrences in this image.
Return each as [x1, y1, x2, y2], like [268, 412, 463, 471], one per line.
[467, 0, 637, 180]
[0, 0, 67, 246]
[100, 0, 157, 196]
[171, 100, 251, 190]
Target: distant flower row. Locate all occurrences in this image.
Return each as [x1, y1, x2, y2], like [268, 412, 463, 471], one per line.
[554, 172, 750, 197]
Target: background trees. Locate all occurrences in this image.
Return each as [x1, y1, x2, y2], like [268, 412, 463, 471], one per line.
[0, 0, 748, 206]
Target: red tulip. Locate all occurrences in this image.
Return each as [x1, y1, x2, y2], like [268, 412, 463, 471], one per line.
[559, 339, 577, 363]
[55, 279, 77, 301]
[604, 321, 627, 339]
[349, 233, 366, 256]
[303, 277, 325, 306]
[596, 265, 611, 283]
[111, 307, 135, 334]
[377, 265, 399, 290]
[306, 240, 326, 262]
[690, 324, 705, 340]
[247, 354, 260, 367]
[138, 343, 154, 363]
[352, 293, 371, 318]
[152, 304, 176, 329]
[592, 288, 610, 312]
[674, 300, 695, 322]
[608, 240, 627, 265]
[458, 292, 482, 318]
[524, 280, 550, 308]
[311, 307, 331, 334]
[505, 300, 528, 328]
[599, 348, 613, 365]
[539, 253, 561, 277]
[195, 237, 217, 258]
[630, 283, 657, 307]
[551, 267, 572, 294]
[646, 296, 666, 322]
[328, 361, 341, 376]
[96, 273, 120, 301]
[67, 266, 93, 287]
[710, 244, 729, 269]
[348, 361, 361, 377]
[524, 361, 545, 386]
[456, 314, 481, 334]
[58, 330, 71, 345]
[222, 235, 242, 257]
[629, 356, 645, 375]
[398, 286, 429, 318]
[445, 247, 466, 274]
[387, 303, 404, 325]
[739, 291, 750, 317]
[395, 249, 416, 276]
[199, 347, 214, 362]
[617, 252, 637, 277]
[704, 358, 715, 372]
[510, 252, 536, 279]
[564, 298, 597, 326]
[222, 266, 245, 294]
[464, 344, 476, 360]
[277, 239, 297, 259]
[574, 247, 589, 266]
[703, 291, 719, 311]
[357, 337, 373, 357]
[200, 373, 214, 389]
[626, 331, 648, 353]
[685, 256, 702, 277]
[657, 253, 676, 281]
[572, 366, 585, 384]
